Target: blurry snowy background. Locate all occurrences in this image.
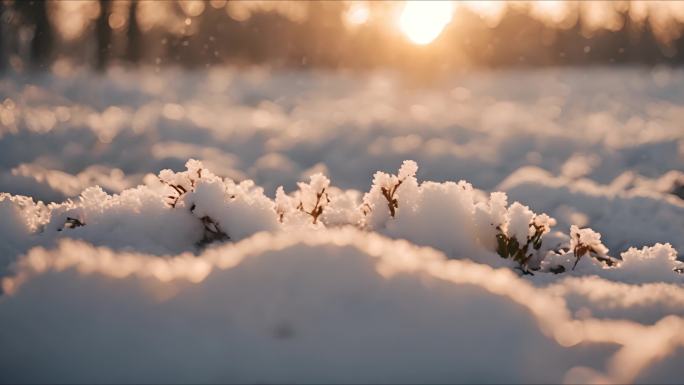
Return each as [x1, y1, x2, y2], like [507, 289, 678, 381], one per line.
[2, 67, 683, 255]
[1, 0, 683, 254]
[1, 1, 684, 384]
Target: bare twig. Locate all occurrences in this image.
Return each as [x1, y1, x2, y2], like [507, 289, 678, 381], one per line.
[495, 222, 546, 274]
[160, 167, 203, 208]
[298, 188, 328, 224]
[571, 233, 614, 270]
[380, 179, 403, 218]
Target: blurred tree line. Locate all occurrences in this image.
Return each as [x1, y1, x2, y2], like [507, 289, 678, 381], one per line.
[0, 0, 682, 73]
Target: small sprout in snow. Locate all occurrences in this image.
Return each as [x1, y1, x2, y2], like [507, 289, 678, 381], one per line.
[570, 225, 612, 270]
[296, 173, 330, 224]
[380, 179, 400, 218]
[495, 203, 556, 274]
[375, 160, 418, 218]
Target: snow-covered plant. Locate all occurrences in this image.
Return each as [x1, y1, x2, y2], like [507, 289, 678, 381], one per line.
[159, 160, 231, 248]
[276, 181, 364, 228]
[275, 186, 293, 223]
[195, 212, 230, 248]
[473, 192, 509, 250]
[495, 203, 556, 274]
[363, 160, 418, 219]
[158, 159, 205, 208]
[383, 160, 417, 217]
[188, 176, 279, 243]
[295, 173, 330, 224]
[569, 225, 612, 270]
[48, 189, 103, 233]
[320, 188, 364, 227]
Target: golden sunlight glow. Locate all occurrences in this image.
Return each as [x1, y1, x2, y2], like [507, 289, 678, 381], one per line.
[399, 1, 454, 45]
[460, 1, 506, 28]
[344, 2, 370, 28]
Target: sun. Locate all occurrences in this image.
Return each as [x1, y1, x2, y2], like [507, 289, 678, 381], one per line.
[399, 1, 454, 45]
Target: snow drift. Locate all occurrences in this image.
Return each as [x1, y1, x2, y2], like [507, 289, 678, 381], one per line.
[0, 159, 683, 384]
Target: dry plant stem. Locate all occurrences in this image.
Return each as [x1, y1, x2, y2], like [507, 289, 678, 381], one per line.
[162, 183, 187, 208]
[572, 243, 590, 270]
[381, 179, 403, 218]
[299, 188, 327, 224]
[361, 203, 372, 216]
[571, 233, 614, 270]
[160, 168, 203, 208]
[198, 215, 230, 245]
[189, 203, 230, 247]
[495, 223, 546, 274]
[157, 168, 231, 248]
[191, 169, 201, 187]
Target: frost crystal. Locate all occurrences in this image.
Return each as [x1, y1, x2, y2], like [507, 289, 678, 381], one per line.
[397, 160, 418, 180]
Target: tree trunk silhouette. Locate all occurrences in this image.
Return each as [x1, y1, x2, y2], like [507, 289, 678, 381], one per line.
[0, 1, 5, 71]
[95, 0, 112, 71]
[31, 0, 51, 68]
[126, 0, 141, 63]
[14, 0, 53, 69]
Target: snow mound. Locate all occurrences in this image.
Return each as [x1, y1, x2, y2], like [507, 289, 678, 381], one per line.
[1, 160, 681, 280]
[1, 229, 684, 384]
[1, 160, 683, 383]
[500, 166, 684, 255]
